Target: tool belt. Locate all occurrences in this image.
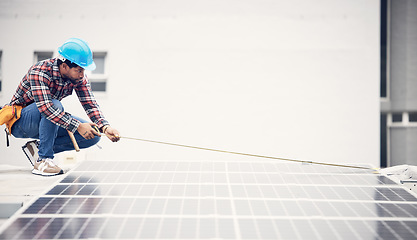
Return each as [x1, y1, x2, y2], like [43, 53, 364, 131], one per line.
[0, 105, 23, 146]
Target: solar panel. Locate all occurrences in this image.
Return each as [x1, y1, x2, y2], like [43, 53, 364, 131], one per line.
[1, 159, 417, 239]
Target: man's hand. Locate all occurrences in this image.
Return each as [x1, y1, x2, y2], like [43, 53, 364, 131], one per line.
[77, 122, 101, 140]
[103, 126, 120, 142]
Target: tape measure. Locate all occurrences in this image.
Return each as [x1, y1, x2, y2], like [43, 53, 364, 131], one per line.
[102, 134, 379, 173]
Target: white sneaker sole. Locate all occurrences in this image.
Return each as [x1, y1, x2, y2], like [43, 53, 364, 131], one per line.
[32, 169, 64, 176]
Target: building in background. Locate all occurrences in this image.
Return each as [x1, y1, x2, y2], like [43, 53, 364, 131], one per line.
[0, 0, 380, 167]
[380, 0, 417, 167]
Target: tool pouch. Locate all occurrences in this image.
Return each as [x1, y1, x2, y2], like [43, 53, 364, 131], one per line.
[0, 105, 23, 146]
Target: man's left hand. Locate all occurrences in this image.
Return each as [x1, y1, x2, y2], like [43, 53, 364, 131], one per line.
[104, 126, 120, 142]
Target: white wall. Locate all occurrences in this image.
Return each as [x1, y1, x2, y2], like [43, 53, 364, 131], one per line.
[0, 0, 380, 167]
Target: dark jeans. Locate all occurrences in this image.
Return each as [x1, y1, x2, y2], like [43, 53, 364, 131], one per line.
[11, 99, 100, 159]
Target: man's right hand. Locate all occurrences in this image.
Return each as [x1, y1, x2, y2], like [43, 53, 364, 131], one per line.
[77, 122, 100, 140]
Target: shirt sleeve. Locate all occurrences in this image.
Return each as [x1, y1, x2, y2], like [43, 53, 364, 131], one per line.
[29, 69, 81, 133]
[75, 78, 109, 129]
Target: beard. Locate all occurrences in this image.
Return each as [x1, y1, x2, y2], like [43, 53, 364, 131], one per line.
[64, 74, 83, 85]
[70, 78, 83, 85]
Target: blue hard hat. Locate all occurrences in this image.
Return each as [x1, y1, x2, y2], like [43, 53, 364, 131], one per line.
[58, 38, 96, 71]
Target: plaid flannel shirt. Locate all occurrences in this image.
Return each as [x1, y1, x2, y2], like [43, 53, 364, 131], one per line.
[9, 58, 109, 133]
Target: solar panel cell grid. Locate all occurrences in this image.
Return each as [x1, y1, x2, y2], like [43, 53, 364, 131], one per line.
[1, 160, 417, 239]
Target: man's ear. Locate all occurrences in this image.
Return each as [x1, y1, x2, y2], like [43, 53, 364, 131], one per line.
[62, 62, 68, 70]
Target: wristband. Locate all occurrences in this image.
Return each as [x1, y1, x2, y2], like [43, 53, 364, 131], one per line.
[102, 125, 110, 134]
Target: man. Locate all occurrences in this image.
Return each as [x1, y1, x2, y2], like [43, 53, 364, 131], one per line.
[6, 38, 120, 176]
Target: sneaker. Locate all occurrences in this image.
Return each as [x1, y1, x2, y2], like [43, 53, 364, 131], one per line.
[22, 140, 39, 166]
[32, 158, 64, 176]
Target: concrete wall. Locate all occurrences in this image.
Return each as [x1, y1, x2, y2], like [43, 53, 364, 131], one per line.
[386, 0, 417, 111]
[0, 0, 380, 167]
[382, 0, 417, 166]
[390, 128, 417, 165]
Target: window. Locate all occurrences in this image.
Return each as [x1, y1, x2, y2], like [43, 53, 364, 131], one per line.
[89, 52, 107, 92]
[34, 51, 53, 63]
[409, 112, 417, 122]
[392, 113, 402, 122]
[388, 112, 417, 126]
[32, 51, 108, 92]
[0, 51, 2, 92]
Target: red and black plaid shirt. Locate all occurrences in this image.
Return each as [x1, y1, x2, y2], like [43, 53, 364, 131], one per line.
[9, 58, 109, 133]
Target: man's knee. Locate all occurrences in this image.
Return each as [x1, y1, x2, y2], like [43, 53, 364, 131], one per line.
[92, 135, 101, 145]
[51, 99, 64, 112]
[85, 135, 101, 149]
[78, 135, 101, 151]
